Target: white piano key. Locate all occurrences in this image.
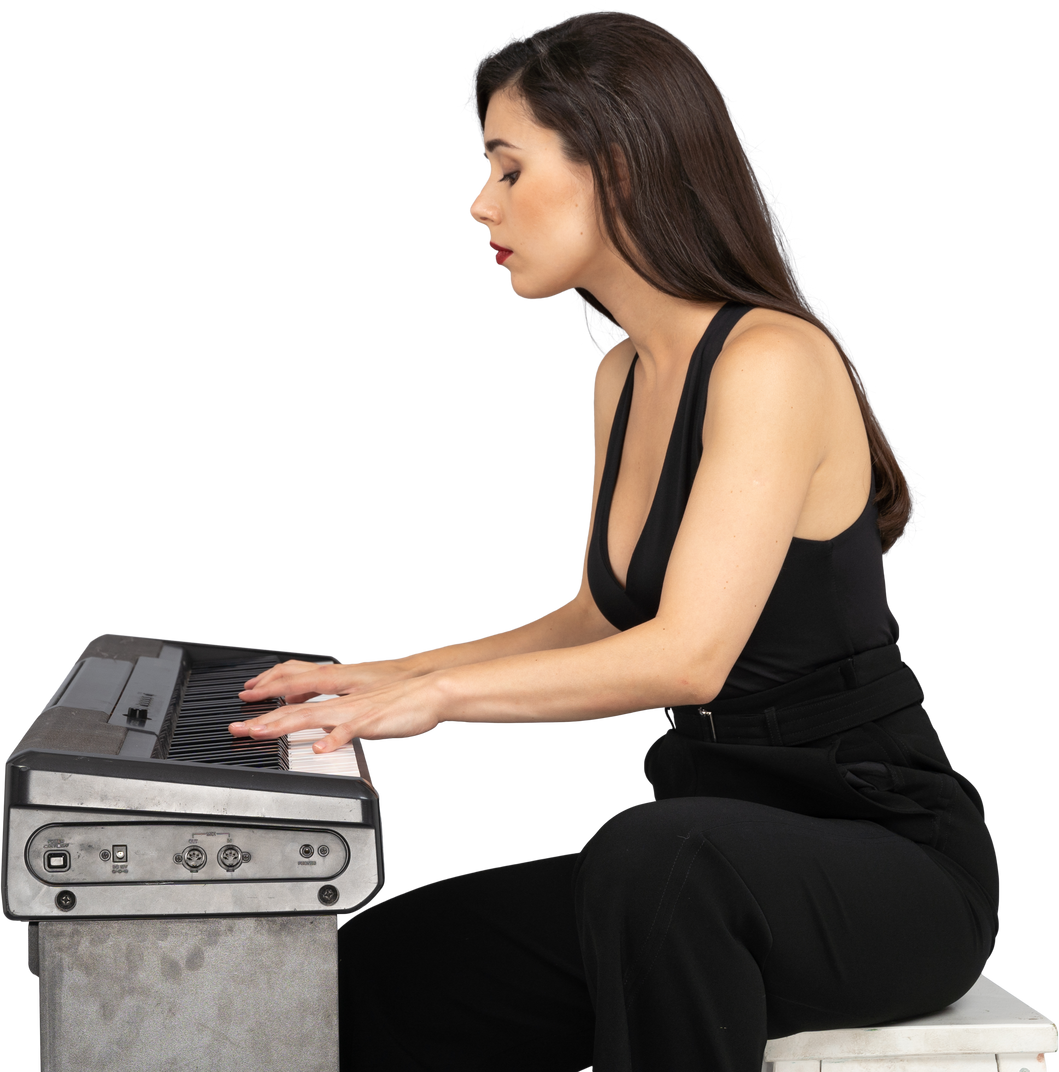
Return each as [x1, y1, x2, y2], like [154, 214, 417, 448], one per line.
[286, 728, 361, 777]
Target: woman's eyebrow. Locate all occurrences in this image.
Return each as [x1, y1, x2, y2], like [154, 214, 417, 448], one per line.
[484, 138, 522, 153]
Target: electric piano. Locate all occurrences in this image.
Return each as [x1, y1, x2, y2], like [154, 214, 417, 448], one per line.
[2, 634, 383, 920]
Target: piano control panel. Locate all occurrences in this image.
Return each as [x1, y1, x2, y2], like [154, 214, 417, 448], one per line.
[3, 634, 383, 920]
[27, 823, 350, 885]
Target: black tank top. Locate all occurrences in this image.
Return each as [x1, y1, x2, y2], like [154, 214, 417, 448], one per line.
[587, 302, 899, 700]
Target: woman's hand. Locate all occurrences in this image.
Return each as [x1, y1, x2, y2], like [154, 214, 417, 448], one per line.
[237, 658, 417, 705]
[229, 669, 444, 752]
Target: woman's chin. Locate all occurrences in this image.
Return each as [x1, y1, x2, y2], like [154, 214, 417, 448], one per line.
[509, 272, 570, 301]
[505, 278, 570, 304]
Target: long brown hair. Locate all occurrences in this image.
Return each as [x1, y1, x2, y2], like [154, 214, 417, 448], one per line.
[476, 13, 910, 550]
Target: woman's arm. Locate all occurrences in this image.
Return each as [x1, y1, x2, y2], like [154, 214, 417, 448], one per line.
[400, 593, 619, 675]
[237, 594, 747, 743]
[236, 593, 619, 705]
[415, 614, 712, 726]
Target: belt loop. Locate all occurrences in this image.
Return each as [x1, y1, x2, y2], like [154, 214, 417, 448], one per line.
[698, 706, 716, 742]
[765, 706, 783, 746]
[840, 658, 859, 689]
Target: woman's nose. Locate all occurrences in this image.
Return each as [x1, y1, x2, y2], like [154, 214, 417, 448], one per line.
[467, 180, 493, 226]
[470, 183, 499, 225]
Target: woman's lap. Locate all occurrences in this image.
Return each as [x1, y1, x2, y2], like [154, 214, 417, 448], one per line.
[339, 852, 593, 1071]
[339, 797, 993, 1072]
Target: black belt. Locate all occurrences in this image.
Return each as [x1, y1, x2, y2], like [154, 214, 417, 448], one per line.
[669, 645, 924, 747]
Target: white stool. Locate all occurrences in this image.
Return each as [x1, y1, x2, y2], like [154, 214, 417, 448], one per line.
[765, 977, 1057, 1072]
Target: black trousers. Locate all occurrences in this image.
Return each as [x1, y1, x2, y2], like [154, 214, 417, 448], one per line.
[338, 656, 999, 1072]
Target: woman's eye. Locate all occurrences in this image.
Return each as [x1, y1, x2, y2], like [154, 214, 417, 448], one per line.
[500, 170, 520, 185]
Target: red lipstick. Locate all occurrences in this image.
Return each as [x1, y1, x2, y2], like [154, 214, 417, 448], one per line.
[490, 241, 513, 265]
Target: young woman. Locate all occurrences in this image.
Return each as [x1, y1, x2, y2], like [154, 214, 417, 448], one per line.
[229, 14, 998, 1072]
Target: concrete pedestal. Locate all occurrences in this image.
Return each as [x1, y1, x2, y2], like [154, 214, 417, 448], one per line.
[34, 915, 339, 1072]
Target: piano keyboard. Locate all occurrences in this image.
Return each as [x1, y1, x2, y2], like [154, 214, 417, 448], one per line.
[5, 634, 382, 921]
[163, 660, 360, 776]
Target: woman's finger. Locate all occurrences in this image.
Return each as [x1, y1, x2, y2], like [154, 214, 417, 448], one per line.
[312, 719, 360, 754]
[241, 659, 324, 696]
[239, 685, 314, 703]
[228, 714, 282, 736]
[228, 707, 306, 738]
[229, 696, 353, 739]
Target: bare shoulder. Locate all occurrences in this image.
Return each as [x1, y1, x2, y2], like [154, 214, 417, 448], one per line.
[593, 336, 637, 424]
[719, 308, 838, 377]
[582, 337, 637, 564]
[589, 339, 637, 478]
[720, 308, 836, 358]
[709, 308, 843, 412]
[698, 306, 866, 490]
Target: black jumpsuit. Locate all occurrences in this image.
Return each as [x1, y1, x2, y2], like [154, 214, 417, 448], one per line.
[338, 304, 999, 1072]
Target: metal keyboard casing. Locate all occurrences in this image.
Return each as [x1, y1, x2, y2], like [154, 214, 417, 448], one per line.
[2, 636, 384, 921]
[4, 751, 382, 920]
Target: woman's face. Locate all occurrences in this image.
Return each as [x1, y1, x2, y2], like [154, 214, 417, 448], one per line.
[471, 89, 609, 299]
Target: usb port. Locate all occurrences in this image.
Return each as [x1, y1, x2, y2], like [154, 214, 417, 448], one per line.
[44, 851, 70, 872]
[111, 845, 128, 863]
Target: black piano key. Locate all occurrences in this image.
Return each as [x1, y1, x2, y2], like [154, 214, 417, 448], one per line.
[167, 744, 288, 764]
[161, 659, 292, 769]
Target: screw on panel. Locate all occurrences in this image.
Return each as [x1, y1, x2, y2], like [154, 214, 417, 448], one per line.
[318, 885, 339, 906]
[99, 849, 111, 862]
[318, 845, 330, 858]
[55, 890, 76, 912]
